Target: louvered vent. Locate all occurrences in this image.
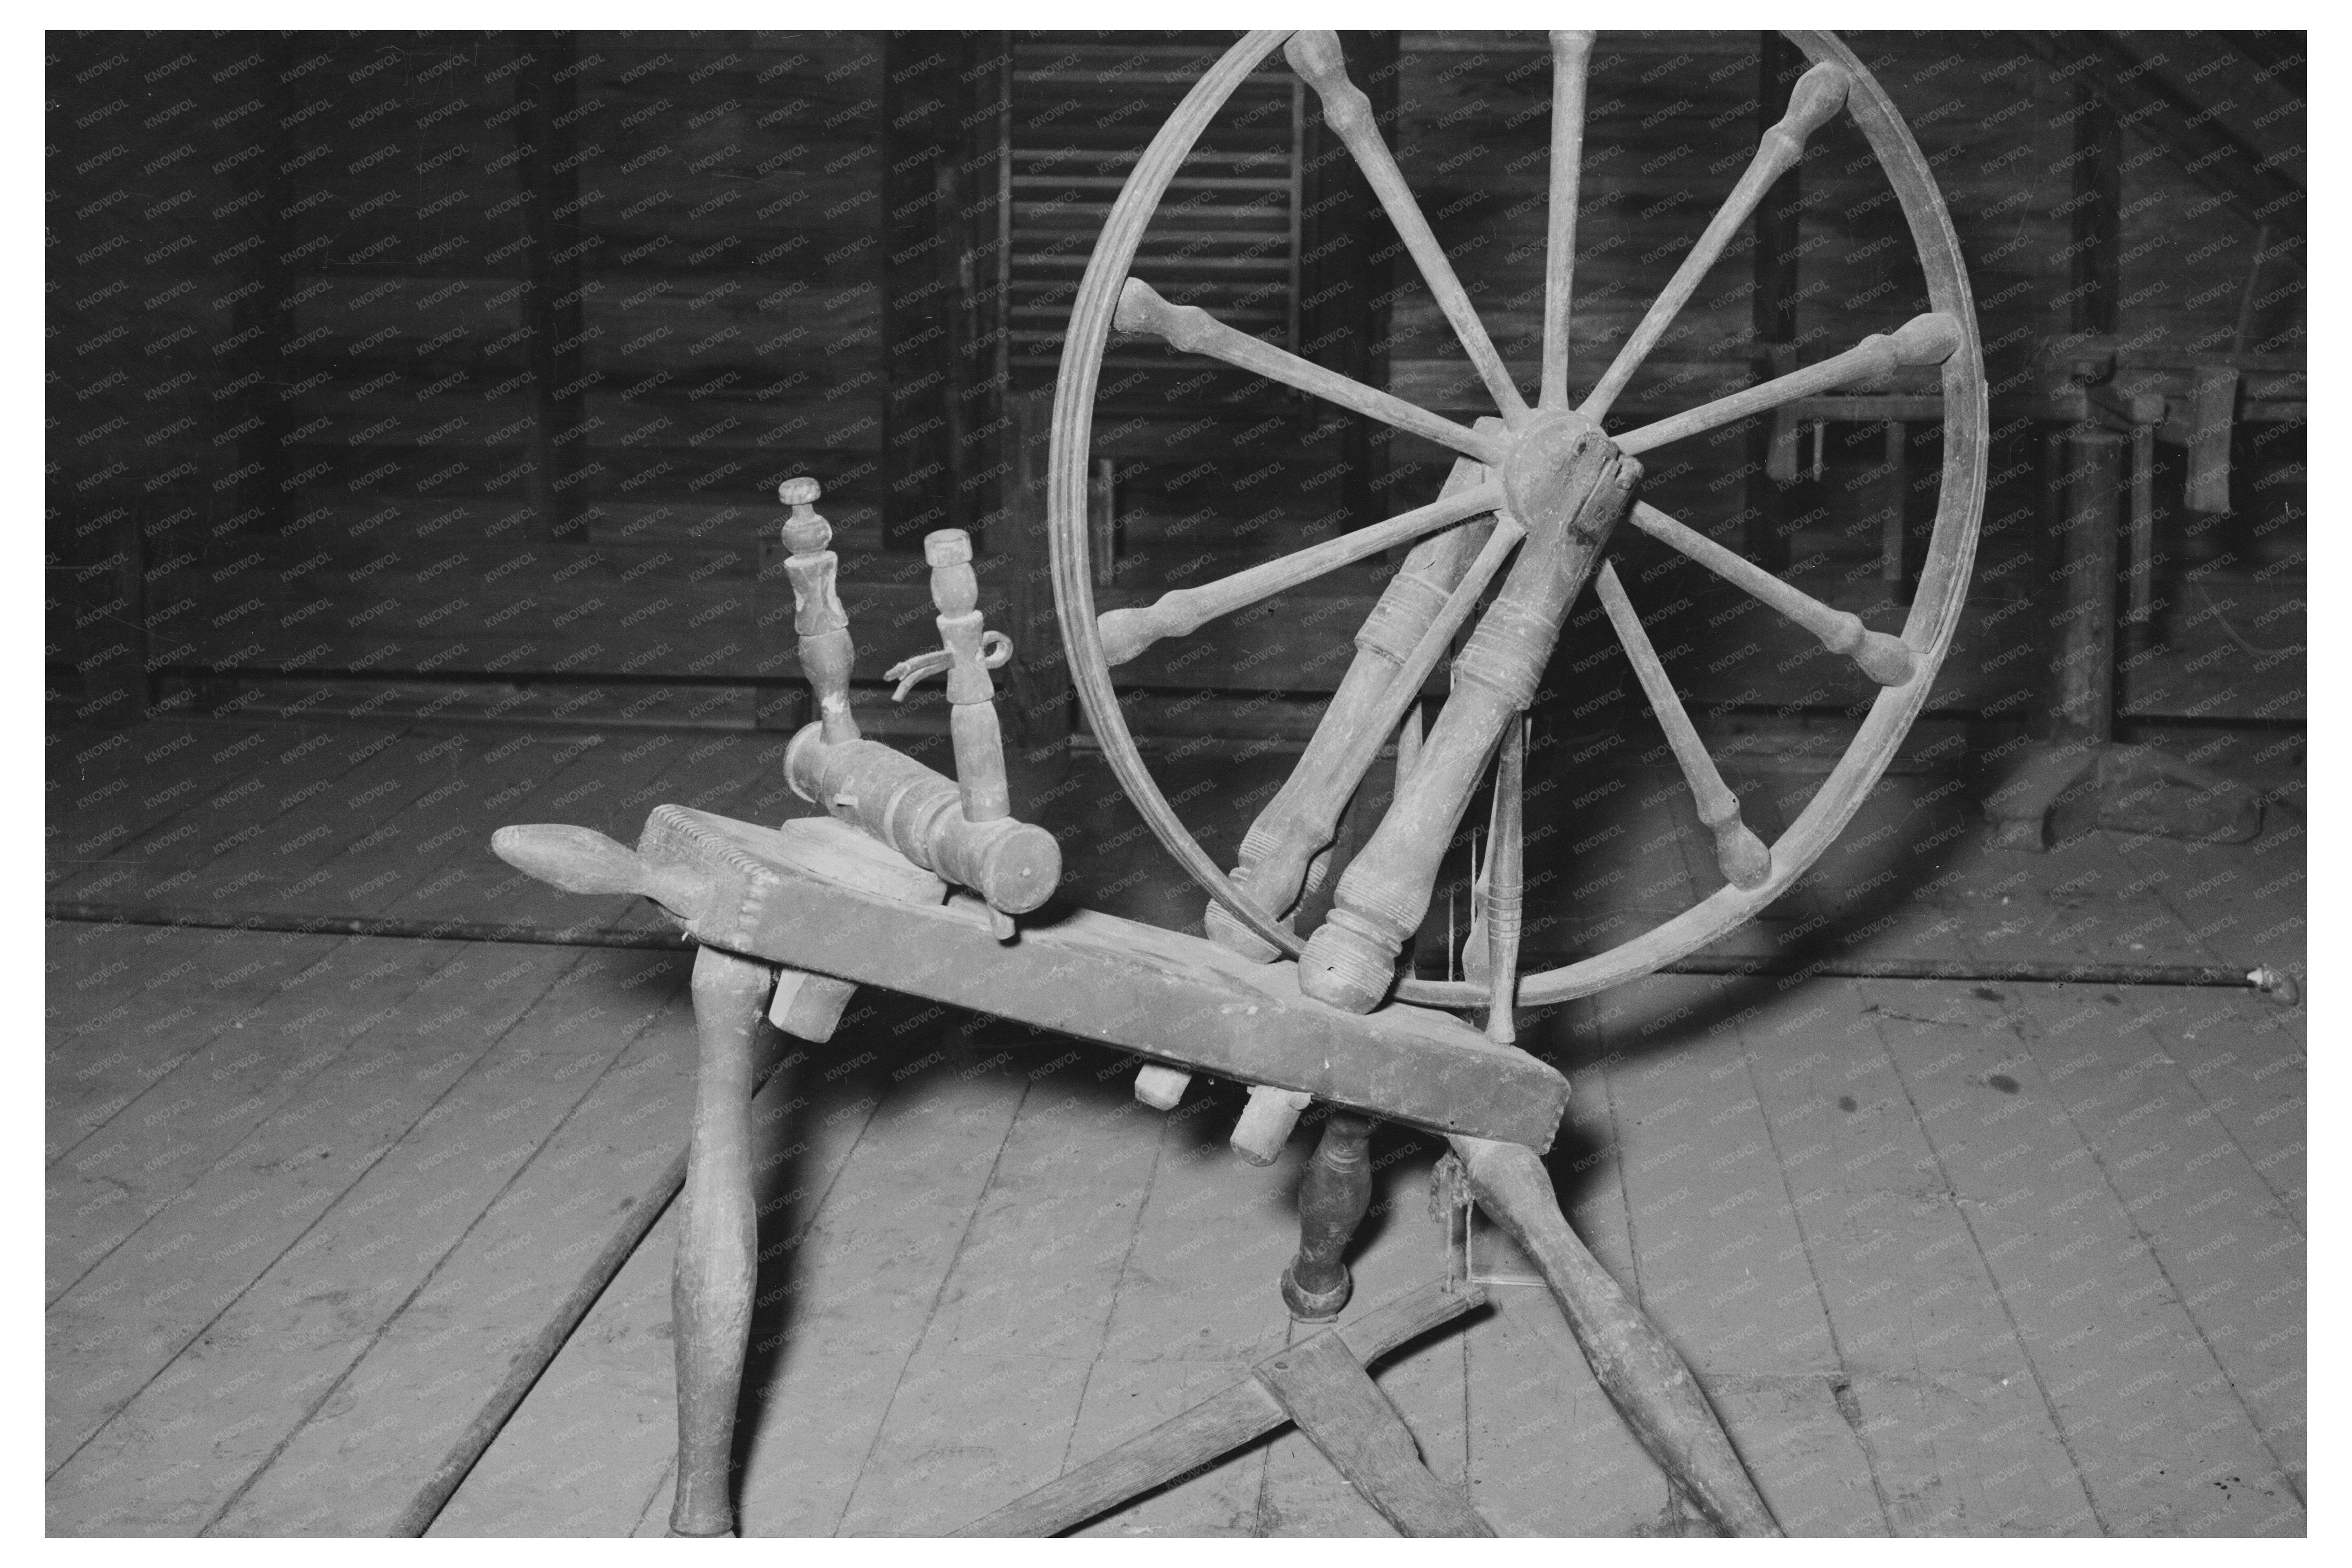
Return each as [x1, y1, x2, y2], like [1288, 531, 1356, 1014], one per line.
[1004, 35, 1303, 406]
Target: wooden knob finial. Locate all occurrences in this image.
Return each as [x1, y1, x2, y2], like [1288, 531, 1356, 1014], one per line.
[1776, 62, 1851, 142]
[780, 477, 830, 556]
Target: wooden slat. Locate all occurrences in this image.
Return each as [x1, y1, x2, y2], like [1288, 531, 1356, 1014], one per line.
[210, 956, 732, 1533]
[956, 1281, 1483, 1537]
[722, 1033, 1038, 1535]
[1256, 1328, 1492, 1536]
[828, 1033, 1167, 1533]
[47, 942, 683, 1533]
[48, 936, 573, 1475]
[45, 928, 350, 1175]
[1860, 978, 2304, 1532]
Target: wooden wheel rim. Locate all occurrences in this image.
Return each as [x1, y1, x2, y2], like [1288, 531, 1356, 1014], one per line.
[1047, 30, 1987, 1010]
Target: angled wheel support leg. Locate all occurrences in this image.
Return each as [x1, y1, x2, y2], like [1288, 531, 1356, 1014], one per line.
[1448, 1135, 1782, 1538]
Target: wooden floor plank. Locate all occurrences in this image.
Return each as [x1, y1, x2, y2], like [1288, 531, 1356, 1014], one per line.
[1464, 1280, 1670, 1535]
[45, 932, 456, 1301]
[1595, 976, 1846, 1379]
[1546, 998, 1641, 1289]
[48, 942, 669, 1534]
[425, 1205, 686, 1537]
[832, 1041, 1164, 1535]
[1059, 1078, 1304, 1535]
[178, 730, 585, 918]
[45, 925, 346, 1163]
[211, 953, 711, 1534]
[1591, 975, 1884, 1535]
[2135, 990, 2306, 1230]
[1457, 991, 1677, 1536]
[1860, 980, 2305, 1536]
[47, 731, 626, 1163]
[1728, 976, 2098, 1535]
[1983, 982, 2305, 1502]
[453, 994, 907, 1538]
[45, 940, 582, 1491]
[48, 718, 264, 879]
[726, 1025, 1035, 1537]
[50, 724, 414, 906]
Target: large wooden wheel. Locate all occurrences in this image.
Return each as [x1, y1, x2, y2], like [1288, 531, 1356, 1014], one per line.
[1049, 30, 1986, 1016]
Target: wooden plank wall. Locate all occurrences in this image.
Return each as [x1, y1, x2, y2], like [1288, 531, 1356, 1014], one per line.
[50, 31, 905, 710]
[50, 31, 2303, 730]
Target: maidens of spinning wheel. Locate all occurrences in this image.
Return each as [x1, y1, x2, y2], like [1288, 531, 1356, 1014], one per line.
[492, 28, 1985, 1537]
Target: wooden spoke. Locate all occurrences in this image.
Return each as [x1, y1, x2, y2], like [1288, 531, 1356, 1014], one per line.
[1097, 479, 1503, 666]
[1285, 31, 1530, 420]
[1539, 31, 1596, 412]
[1613, 312, 1959, 455]
[1627, 501, 1918, 686]
[1594, 562, 1772, 890]
[1117, 278, 1506, 463]
[1579, 62, 1850, 422]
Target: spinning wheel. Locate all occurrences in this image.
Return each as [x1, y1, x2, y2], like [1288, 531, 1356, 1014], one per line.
[490, 28, 1984, 1540]
[1051, 29, 1984, 1021]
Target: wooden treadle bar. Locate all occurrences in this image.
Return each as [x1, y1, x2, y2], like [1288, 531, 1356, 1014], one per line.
[953, 1278, 1487, 1537]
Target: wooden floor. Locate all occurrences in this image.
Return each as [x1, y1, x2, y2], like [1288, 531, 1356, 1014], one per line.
[46, 706, 2306, 1536]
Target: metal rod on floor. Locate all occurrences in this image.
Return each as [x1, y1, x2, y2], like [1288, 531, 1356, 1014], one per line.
[46, 902, 2298, 999]
[45, 901, 689, 951]
[1556, 948, 2299, 1001]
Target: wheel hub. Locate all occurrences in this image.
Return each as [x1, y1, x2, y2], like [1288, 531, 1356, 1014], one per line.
[1498, 411, 1627, 547]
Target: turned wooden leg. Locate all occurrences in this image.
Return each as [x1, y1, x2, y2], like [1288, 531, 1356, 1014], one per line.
[669, 946, 772, 1538]
[1281, 1111, 1376, 1321]
[1447, 1135, 1781, 1537]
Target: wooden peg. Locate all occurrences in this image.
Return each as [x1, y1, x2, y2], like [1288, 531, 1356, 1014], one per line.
[1231, 1085, 1313, 1166]
[1134, 1063, 1191, 1111]
[780, 477, 859, 745]
[768, 968, 858, 1043]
